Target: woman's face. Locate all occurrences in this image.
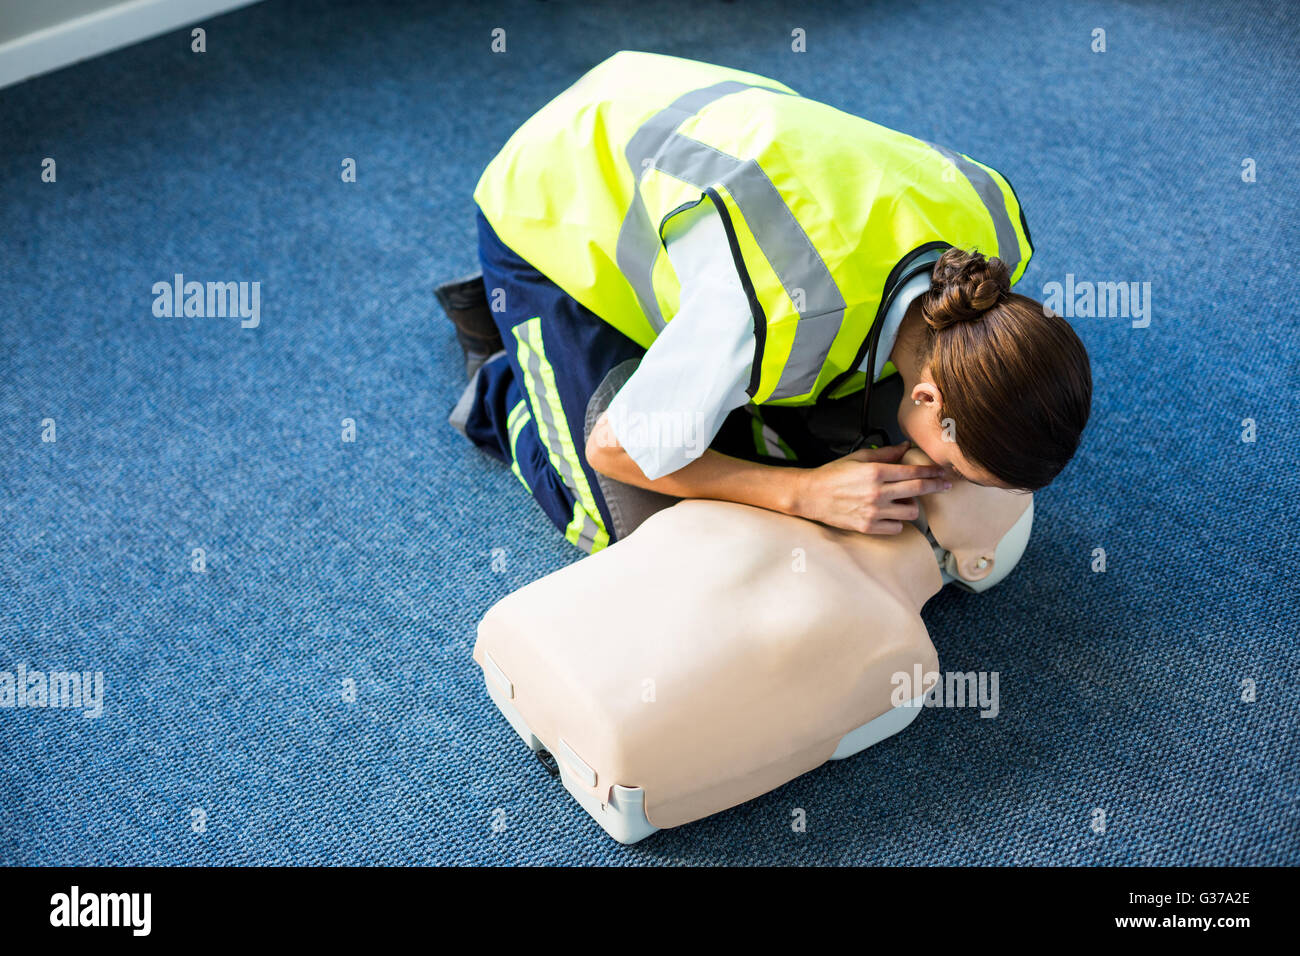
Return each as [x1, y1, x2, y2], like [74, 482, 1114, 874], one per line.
[895, 375, 1013, 490]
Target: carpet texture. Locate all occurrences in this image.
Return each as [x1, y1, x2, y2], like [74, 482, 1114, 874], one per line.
[1, 0, 1296, 865]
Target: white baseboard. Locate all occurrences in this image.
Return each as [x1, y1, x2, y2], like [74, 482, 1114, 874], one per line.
[0, 0, 264, 90]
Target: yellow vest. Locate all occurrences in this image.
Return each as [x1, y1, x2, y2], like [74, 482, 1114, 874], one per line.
[474, 51, 1034, 405]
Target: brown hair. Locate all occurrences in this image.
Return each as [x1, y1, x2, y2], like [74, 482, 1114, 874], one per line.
[917, 248, 1092, 490]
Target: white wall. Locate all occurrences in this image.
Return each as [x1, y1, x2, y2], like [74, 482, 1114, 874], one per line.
[0, 1, 131, 46]
[0, 0, 263, 89]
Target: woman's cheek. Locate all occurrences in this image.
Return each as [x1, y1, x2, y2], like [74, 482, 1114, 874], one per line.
[913, 434, 951, 472]
[900, 405, 930, 448]
[896, 400, 918, 442]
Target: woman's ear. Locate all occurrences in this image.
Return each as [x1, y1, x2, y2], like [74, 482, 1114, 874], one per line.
[910, 378, 941, 408]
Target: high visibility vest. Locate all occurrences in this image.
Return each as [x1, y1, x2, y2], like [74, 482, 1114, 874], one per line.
[474, 51, 1034, 406]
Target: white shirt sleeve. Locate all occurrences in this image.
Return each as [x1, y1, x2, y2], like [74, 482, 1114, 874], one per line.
[603, 200, 755, 481]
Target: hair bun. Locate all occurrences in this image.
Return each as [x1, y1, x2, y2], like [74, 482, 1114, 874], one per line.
[921, 248, 1012, 331]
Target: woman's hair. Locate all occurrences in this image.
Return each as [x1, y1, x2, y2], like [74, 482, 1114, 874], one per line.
[917, 247, 1092, 490]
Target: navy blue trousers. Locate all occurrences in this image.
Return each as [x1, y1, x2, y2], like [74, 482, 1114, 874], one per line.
[460, 210, 649, 551]
[459, 208, 846, 552]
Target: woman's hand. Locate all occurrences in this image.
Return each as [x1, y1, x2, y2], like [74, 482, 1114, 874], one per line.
[792, 443, 951, 534]
[586, 415, 949, 534]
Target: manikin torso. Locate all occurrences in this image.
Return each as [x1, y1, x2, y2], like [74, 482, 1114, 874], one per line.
[474, 449, 1033, 829]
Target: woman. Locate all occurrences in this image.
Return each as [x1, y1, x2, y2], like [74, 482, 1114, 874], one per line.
[440, 51, 1091, 552]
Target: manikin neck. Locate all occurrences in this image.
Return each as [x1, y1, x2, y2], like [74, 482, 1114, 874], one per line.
[838, 522, 945, 614]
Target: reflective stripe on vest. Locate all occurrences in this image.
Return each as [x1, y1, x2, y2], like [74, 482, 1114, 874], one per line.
[475, 52, 1033, 407]
[631, 127, 848, 401]
[925, 141, 1024, 276]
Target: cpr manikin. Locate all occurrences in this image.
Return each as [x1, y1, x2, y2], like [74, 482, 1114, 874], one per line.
[473, 449, 1034, 842]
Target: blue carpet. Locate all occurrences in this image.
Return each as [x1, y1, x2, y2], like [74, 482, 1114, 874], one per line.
[1, 0, 1296, 865]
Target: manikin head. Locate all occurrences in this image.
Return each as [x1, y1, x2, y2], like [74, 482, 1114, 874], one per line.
[905, 447, 1034, 593]
[891, 248, 1092, 492]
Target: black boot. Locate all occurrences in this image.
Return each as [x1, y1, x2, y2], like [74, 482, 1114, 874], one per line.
[436, 271, 504, 378]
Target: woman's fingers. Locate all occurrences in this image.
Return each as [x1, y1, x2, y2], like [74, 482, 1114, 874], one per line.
[878, 476, 952, 501]
[809, 448, 951, 535]
[875, 499, 920, 521]
[869, 462, 946, 484]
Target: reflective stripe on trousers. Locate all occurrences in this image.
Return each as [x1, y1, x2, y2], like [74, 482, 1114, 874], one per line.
[506, 399, 532, 494]
[512, 317, 610, 554]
